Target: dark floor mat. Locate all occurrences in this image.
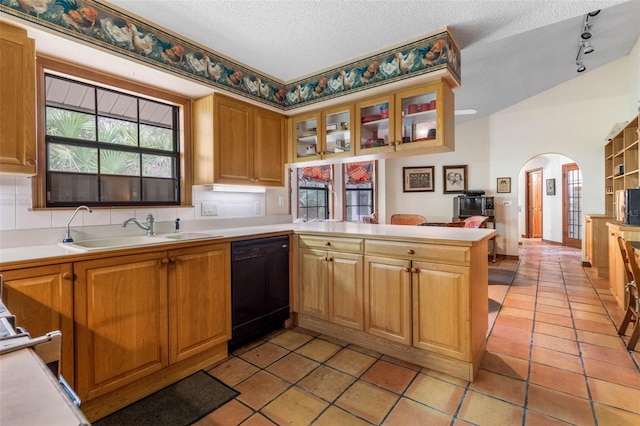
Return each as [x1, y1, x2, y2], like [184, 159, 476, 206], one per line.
[489, 268, 516, 285]
[94, 370, 238, 426]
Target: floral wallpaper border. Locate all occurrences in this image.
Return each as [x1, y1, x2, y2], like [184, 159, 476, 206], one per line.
[1, 0, 461, 110]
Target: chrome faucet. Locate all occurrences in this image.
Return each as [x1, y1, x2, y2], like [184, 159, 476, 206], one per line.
[122, 213, 156, 236]
[62, 205, 92, 243]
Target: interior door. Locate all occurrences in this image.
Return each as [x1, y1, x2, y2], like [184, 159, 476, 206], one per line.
[562, 163, 582, 248]
[525, 169, 543, 238]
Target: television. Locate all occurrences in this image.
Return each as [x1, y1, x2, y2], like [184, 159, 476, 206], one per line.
[454, 196, 495, 219]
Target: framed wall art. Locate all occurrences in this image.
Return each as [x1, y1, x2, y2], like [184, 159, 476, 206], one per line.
[403, 166, 434, 192]
[546, 178, 556, 195]
[497, 177, 511, 193]
[443, 165, 467, 194]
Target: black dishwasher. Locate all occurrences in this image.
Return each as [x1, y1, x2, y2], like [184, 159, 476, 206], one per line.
[230, 235, 290, 351]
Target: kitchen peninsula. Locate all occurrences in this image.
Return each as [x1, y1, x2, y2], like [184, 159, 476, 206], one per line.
[0, 222, 495, 421]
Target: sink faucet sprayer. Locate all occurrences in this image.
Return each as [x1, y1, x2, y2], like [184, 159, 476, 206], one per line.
[122, 213, 156, 236]
[62, 205, 92, 243]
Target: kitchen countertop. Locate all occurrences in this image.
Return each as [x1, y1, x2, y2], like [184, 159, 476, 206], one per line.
[0, 222, 496, 266]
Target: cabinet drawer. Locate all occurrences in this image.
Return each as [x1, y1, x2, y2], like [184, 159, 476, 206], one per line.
[299, 235, 364, 253]
[365, 239, 470, 265]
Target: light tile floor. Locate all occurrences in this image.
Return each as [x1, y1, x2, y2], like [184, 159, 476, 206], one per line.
[198, 240, 640, 425]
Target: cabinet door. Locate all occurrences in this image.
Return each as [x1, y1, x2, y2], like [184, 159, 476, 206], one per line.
[322, 103, 354, 160]
[74, 252, 168, 401]
[1, 264, 74, 382]
[214, 95, 253, 184]
[292, 112, 321, 162]
[412, 261, 470, 360]
[299, 249, 329, 319]
[354, 94, 395, 156]
[168, 243, 230, 364]
[254, 108, 286, 186]
[364, 255, 411, 344]
[0, 22, 36, 175]
[328, 251, 364, 330]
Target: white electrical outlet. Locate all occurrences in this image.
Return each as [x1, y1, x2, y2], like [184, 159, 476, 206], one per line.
[202, 202, 218, 216]
[278, 195, 285, 206]
[502, 200, 512, 206]
[254, 201, 261, 215]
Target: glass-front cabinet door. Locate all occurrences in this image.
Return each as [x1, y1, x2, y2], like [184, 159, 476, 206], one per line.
[322, 104, 353, 160]
[293, 112, 321, 162]
[394, 79, 454, 153]
[355, 95, 395, 155]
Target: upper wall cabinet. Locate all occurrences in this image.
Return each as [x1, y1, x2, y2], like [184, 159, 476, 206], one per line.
[0, 22, 36, 176]
[194, 94, 286, 187]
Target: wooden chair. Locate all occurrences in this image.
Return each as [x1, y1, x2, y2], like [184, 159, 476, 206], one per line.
[390, 214, 427, 225]
[463, 215, 489, 228]
[616, 236, 640, 350]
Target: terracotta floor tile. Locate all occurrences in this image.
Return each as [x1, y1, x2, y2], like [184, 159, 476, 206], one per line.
[526, 384, 594, 425]
[534, 312, 574, 328]
[381, 354, 422, 371]
[502, 298, 536, 310]
[533, 322, 576, 340]
[580, 342, 638, 369]
[536, 291, 567, 301]
[494, 315, 534, 331]
[538, 285, 566, 295]
[317, 334, 348, 347]
[537, 297, 570, 308]
[384, 397, 453, 426]
[576, 330, 626, 349]
[529, 363, 589, 398]
[346, 343, 382, 358]
[583, 356, 640, 389]
[234, 370, 289, 410]
[500, 306, 535, 319]
[480, 351, 530, 380]
[594, 403, 640, 425]
[570, 301, 607, 314]
[573, 318, 619, 335]
[534, 303, 572, 318]
[532, 333, 579, 356]
[195, 399, 252, 426]
[524, 410, 573, 425]
[530, 346, 583, 374]
[490, 323, 533, 344]
[572, 309, 612, 324]
[360, 359, 417, 394]
[265, 352, 319, 383]
[457, 390, 524, 425]
[240, 413, 276, 426]
[404, 373, 465, 414]
[588, 377, 640, 414]
[312, 406, 370, 426]
[505, 293, 537, 302]
[469, 369, 526, 405]
[424, 369, 470, 387]
[297, 365, 356, 402]
[335, 380, 398, 424]
[486, 335, 531, 360]
[238, 342, 289, 369]
[261, 386, 328, 425]
[208, 356, 260, 387]
[267, 329, 314, 350]
[294, 338, 341, 362]
[567, 294, 601, 305]
[325, 347, 376, 377]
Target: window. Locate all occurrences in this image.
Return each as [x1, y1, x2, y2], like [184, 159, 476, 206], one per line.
[34, 56, 192, 208]
[298, 165, 332, 221]
[344, 161, 375, 222]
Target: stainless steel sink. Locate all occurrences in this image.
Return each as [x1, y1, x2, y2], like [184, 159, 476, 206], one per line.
[59, 233, 222, 252]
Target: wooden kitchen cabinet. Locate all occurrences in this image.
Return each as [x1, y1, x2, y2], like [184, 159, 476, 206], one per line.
[354, 94, 395, 155]
[607, 222, 640, 308]
[74, 251, 169, 401]
[584, 214, 613, 278]
[0, 22, 36, 175]
[604, 114, 640, 216]
[293, 104, 354, 162]
[168, 243, 230, 363]
[298, 235, 364, 330]
[193, 93, 286, 187]
[0, 263, 74, 382]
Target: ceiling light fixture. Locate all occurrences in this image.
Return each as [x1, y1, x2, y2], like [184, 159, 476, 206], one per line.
[576, 61, 586, 73]
[575, 10, 599, 73]
[582, 40, 594, 54]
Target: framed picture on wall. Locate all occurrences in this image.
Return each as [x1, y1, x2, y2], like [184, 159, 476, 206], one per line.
[403, 166, 434, 192]
[546, 178, 556, 195]
[443, 165, 468, 194]
[497, 177, 511, 193]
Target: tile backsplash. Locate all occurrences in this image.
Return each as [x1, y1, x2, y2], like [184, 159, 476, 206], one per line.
[0, 175, 291, 248]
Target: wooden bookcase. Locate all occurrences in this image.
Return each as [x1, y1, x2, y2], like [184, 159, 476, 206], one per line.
[604, 114, 640, 216]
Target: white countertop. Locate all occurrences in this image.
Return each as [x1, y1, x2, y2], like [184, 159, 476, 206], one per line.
[0, 222, 496, 266]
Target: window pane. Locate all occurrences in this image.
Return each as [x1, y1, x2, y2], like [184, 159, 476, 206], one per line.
[142, 154, 173, 178]
[140, 99, 173, 127]
[97, 88, 137, 120]
[143, 178, 176, 202]
[98, 117, 138, 146]
[140, 124, 173, 151]
[45, 76, 95, 113]
[48, 143, 97, 173]
[49, 172, 99, 203]
[100, 175, 141, 202]
[46, 107, 96, 140]
[100, 149, 140, 176]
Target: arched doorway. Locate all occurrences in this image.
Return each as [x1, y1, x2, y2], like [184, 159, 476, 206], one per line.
[518, 154, 583, 246]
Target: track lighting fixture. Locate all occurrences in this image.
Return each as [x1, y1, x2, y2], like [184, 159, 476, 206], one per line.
[575, 10, 599, 73]
[581, 23, 592, 40]
[583, 40, 594, 54]
[588, 10, 601, 17]
[576, 61, 586, 73]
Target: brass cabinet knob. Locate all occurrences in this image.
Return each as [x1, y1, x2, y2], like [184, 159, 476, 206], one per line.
[411, 267, 418, 273]
[62, 272, 72, 280]
[26, 159, 36, 166]
[403, 267, 410, 272]
[161, 258, 170, 264]
[325, 241, 331, 246]
[407, 249, 415, 255]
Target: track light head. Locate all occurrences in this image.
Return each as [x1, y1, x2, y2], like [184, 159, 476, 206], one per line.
[581, 30, 592, 40]
[588, 10, 601, 17]
[583, 40, 594, 54]
[576, 61, 586, 73]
